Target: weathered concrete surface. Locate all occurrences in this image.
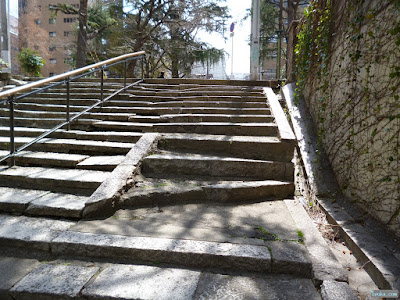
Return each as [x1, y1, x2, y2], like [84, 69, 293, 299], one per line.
[71, 201, 301, 244]
[0, 187, 48, 213]
[82, 133, 159, 218]
[320, 280, 358, 300]
[77, 155, 125, 171]
[26, 193, 88, 218]
[159, 133, 294, 162]
[10, 264, 99, 300]
[193, 273, 321, 300]
[0, 256, 40, 299]
[142, 151, 294, 181]
[51, 231, 272, 272]
[0, 215, 74, 250]
[82, 264, 201, 300]
[284, 199, 348, 284]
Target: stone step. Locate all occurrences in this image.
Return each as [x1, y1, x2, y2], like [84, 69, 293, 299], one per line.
[128, 113, 274, 123]
[105, 100, 268, 108]
[15, 103, 89, 112]
[0, 126, 143, 143]
[16, 98, 100, 106]
[122, 90, 264, 97]
[0, 166, 109, 196]
[122, 177, 294, 207]
[93, 121, 279, 136]
[4, 262, 320, 300]
[0, 136, 134, 155]
[0, 214, 312, 278]
[142, 151, 294, 181]
[0, 116, 97, 130]
[24, 92, 118, 99]
[0, 187, 89, 217]
[0, 150, 123, 171]
[112, 95, 267, 103]
[160, 133, 294, 162]
[0, 108, 133, 122]
[99, 106, 271, 115]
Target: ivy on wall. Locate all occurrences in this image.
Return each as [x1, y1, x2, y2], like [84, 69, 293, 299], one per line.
[294, 0, 400, 236]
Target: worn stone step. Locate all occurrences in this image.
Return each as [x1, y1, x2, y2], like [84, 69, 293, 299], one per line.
[142, 151, 293, 181]
[14, 103, 89, 112]
[0, 150, 89, 168]
[76, 155, 125, 171]
[0, 213, 311, 278]
[0, 136, 134, 155]
[105, 100, 268, 109]
[0, 116, 97, 130]
[16, 98, 100, 106]
[93, 121, 279, 136]
[160, 133, 294, 162]
[122, 89, 264, 97]
[128, 114, 274, 123]
[0, 109, 133, 122]
[122, 177, 294, 207]
[99, 106, 271, 115]
[24, 92, 118, 100]
[0, 166, 109, 195]
[0, 187, 89, 218]
[0, 126, 143, 143]
[119, 94, 266, 101]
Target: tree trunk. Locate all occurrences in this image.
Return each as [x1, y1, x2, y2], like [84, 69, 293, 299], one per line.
[76, 0, 88, 68]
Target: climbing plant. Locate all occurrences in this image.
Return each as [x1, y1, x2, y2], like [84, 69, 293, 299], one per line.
[294, 0, 400, 236]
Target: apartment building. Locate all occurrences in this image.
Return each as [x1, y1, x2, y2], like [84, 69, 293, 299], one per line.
[18, 0, 79, 77]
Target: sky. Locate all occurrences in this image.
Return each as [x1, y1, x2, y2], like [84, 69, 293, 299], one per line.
[199, 0, 252, 75]
[8, 0, 252, 74]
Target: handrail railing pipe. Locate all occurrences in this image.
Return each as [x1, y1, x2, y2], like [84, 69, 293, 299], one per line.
[66, 77, 71, 131]
[9, 96, 15, 166]
[0, 51, 146, 166]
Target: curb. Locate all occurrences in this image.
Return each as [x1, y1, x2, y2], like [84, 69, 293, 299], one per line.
[82, 133, 160, 218]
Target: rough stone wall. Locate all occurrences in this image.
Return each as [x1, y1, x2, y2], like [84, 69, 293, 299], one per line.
[300, 0, 400, 237]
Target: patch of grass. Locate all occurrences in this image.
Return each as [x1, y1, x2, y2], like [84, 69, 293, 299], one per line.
[297, 230, 305, 244]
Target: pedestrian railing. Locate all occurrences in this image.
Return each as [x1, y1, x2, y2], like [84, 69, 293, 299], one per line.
[0, 51, 145, 166]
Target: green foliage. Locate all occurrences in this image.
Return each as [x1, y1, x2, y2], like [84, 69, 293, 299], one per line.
[0, 58, 8, 73]
[17, 48, 45, 77]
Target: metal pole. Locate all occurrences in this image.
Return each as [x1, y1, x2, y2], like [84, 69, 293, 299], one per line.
[100, 66, 104, 103]
[8, 96, 15, 166]
[124, 60, 127, 88]
[231, 32, 234, 78]
[250, 0, 260, 81]
[66, 78, 70, 130]
[277, 32, 282, 80]
[142, 56, 144, 79]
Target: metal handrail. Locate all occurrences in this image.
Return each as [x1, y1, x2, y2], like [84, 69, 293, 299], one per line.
[0, 51, 146, 166]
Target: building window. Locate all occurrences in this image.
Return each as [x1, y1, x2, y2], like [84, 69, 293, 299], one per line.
[49, 46, 56, 51]
[64, 18, 77, 23]
[34, 19, 41, 25]
[49, 32, 56, 37]
[49, 18, 56, 24]
[64, 58, 73, 64]
[64, 31, 73, 37]
[50, 59, 57, 64]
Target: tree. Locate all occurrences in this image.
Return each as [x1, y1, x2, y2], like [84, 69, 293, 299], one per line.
[17, 48, 45, 77]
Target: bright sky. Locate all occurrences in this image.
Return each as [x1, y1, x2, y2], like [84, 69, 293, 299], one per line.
[9, 0, 251, 74]
[208, 0, 251, 75]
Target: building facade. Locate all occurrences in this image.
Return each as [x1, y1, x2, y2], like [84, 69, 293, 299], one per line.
[18, 0, 79, 77]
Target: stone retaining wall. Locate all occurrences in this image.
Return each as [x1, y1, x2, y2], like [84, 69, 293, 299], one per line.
[299, 0, 400, 237]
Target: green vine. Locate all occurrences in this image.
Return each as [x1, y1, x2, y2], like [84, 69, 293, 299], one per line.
[294, 0, 400, 237]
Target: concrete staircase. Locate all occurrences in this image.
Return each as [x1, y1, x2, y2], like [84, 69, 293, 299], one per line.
[0, 79, 347, 299]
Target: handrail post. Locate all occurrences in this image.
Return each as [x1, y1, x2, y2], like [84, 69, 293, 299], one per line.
[8, 96, 15, 167]
[124, 60, 127, 88]
[66, 78, 70, 131]
[100, 65, 104, 104]
[141, 55, 144, 80]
